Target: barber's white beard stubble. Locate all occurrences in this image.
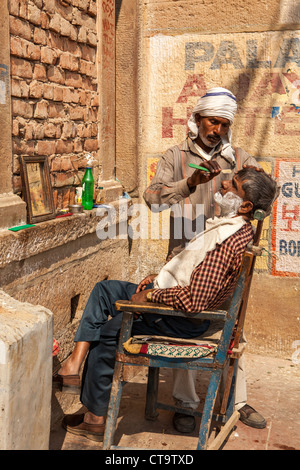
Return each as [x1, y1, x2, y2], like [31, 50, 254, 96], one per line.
[214, 191, 244, 218]
[198, 123, 219, 149]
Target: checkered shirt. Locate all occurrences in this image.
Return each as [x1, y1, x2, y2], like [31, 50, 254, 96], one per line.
[151, 222, 254, 314]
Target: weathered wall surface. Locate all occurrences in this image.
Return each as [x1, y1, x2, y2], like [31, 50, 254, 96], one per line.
[116, 0, 300, 359]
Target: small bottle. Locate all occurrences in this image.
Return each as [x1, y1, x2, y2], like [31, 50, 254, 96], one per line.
[96, 186, 105, 204]
[82, 167, 94, 210]
[75, 187, 83, 204]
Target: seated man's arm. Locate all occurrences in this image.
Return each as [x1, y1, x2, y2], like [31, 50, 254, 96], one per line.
[149, 242, 237, 314]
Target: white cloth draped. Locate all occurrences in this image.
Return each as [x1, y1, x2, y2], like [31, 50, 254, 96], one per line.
[153, 216, 246, 289]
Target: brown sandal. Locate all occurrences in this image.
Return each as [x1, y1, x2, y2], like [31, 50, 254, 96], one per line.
[62, 414, 105, 442]
[53, 373, 81, 394]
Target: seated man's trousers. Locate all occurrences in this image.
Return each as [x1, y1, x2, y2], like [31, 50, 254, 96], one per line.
[74, 280, 209, 417]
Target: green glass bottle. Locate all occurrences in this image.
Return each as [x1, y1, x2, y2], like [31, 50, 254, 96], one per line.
[82, 167, 94, 210]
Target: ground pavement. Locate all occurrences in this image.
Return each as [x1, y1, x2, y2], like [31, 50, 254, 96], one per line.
[50, 352, 300, 451]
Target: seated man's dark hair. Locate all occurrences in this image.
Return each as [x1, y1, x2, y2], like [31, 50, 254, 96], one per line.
[237, 167, 279, 216]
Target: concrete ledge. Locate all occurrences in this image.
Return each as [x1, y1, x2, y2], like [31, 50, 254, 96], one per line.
[0, 290, 53, 450]
[0, 197, 130, 270]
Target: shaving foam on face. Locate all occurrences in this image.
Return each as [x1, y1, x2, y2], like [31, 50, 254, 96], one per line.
[214, 191, 243, 217]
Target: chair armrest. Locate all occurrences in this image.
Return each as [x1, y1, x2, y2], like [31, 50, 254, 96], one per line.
[115, 299, 227, 321]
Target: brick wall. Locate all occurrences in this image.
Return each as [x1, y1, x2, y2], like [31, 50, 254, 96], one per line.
[9, 0, 99, 210]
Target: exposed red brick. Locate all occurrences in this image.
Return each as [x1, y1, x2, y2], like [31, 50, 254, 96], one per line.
[41, 46, 58, 65]
[27, 4, 42, 26]
[43, 83, 54, 99]
[34, 100, 48, 119]
[48, 101, 65, 118]
[49, 14, 61, 34]
[69, 187, 76, 205]
[12, 175, 23, 193]
[33, 63, 47, 81]
[69, 106, 85, 120]
[52, 171, 75, 188]
[74, 139, 83, 153]
[10, 37, 24, 57]
[81, 44, 96, 62]
[56, 140, 74, 155]
[11, 57, 33, 79]
[33, 27, 47, 45]
[59, 52, 79, 71]
[84, 138, 98, 152]
[11, 78, 29, 98]
[29, 80, 44, 99]
[9, 0, 100, 201]
[65, 71, 82, 88]
[32, 122, 45, 139]
[47, 31, 65, 51]
[19, 0, 28, 19]
[12, 120, 19, 137]
[48, 65, 65, 84]
[10, 16, 32, 41]
[12, 98, 33, 118]
[13, 137, 35, 155]
[79, 59, 96, 77]
[36, 140, 56, 155]
[44, 123, 61, 139]
[62, 188, 71, 207]
[51, 157, 61, 172]
[61, 156, 73, 171]
[24, 122, 34, 140]
[52, 189, 58, 208]
[53, 86, 64, 101]
[61, 121, 75, 139]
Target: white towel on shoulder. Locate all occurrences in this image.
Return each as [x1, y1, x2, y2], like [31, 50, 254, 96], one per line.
[154, 216, 246, 289]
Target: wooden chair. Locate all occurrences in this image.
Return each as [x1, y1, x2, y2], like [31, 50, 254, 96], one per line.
[103, 210, 266, 450]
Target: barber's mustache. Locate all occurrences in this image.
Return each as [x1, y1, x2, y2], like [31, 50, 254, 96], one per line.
[207, 134, 221, 141]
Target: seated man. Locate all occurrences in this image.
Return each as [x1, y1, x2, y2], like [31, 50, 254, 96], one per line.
[56, 167, 278, 442]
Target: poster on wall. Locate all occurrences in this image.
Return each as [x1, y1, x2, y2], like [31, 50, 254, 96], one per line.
[272, 159, 300, 276]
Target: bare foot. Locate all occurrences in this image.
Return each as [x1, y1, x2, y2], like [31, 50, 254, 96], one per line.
[57, 357, 79, 376]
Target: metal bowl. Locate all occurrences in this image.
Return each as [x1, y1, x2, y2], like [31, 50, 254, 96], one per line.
[69, 204, 83, 214]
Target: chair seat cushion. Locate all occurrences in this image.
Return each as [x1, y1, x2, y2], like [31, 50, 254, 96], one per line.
[123, 337, 217, 359]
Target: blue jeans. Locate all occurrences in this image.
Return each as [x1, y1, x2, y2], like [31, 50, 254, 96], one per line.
[75, 280, 209, 416]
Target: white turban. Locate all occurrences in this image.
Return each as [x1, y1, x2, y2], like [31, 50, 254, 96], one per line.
[188, 87, 237, 139]
[188, 87, 237, 165]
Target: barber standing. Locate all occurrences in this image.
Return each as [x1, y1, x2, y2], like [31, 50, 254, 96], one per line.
[143, 87, 266, 433]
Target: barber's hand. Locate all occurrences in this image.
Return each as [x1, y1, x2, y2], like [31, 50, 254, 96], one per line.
[187, 160, 221, 188]
[135, 274, 157, 293]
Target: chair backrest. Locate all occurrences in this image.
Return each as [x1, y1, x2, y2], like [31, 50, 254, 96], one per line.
[231, 209, 267, 349]
[213, 209, 266, 363]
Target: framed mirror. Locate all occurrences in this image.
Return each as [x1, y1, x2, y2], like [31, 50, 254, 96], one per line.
[19, 155, 56, 224]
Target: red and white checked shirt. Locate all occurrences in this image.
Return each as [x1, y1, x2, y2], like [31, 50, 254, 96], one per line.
[151, 222, 254, 314]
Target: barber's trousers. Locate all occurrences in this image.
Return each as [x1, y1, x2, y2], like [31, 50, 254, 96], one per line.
[172, 353, 247, 412]
[74, 280, 209, 417]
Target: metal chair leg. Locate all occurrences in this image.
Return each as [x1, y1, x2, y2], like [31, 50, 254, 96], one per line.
[197, 369, 222, 450]
[145, 367, 159, 420]
[103, 362, 124, 450]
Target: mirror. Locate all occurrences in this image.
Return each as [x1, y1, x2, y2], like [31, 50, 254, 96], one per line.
[19, 156, 55, 224]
